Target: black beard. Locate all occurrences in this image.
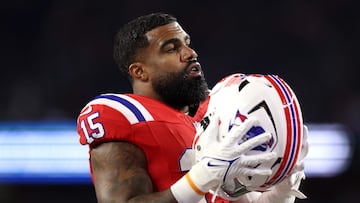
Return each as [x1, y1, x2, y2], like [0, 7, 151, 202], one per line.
[152, 70, 208, 110]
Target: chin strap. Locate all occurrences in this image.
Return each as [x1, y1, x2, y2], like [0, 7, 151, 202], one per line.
[210, 184, 221, 203]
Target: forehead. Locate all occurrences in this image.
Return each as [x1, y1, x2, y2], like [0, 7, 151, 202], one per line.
[145, 22, 189, 45]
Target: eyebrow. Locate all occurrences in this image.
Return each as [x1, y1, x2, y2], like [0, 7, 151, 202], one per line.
[160, 35, 190, 49]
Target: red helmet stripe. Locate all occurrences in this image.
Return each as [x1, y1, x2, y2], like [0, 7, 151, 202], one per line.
[262, 75, 302, 186]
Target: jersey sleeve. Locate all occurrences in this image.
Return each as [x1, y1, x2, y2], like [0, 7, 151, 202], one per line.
[77, 94, 153, 147]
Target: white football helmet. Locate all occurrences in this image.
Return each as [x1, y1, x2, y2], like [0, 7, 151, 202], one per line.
[204, 73, 304, 194]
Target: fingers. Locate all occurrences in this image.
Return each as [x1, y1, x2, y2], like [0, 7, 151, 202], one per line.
[238, 152, 277, 166]
[231, 132, 272, 154]
[222, 117, 259, 146]
[237, 167, 273, 177]
[275, 171, 307, 199]
[230, 152, 276, 183]
[291, 161, 305, 174]
[301, 125, 309, 159]
[303, 125, 308, 142]
[228, 117, 258, 138]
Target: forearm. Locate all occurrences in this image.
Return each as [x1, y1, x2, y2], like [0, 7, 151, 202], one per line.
[96, 185, 176, 203]
[91, 142, 178, 203]
[94, 171, 177, 203]
[120, 190, 177, 203]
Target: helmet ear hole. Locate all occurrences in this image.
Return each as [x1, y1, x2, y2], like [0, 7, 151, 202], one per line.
[205, 73, 304, 191]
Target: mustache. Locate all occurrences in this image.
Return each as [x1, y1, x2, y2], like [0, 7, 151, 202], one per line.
[184, 58, 201, 79]
[186, 57, 199, 70]
[187, 58, 198, 64]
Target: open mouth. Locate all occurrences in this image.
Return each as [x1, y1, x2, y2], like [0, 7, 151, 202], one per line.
[186, 62, 202, 78]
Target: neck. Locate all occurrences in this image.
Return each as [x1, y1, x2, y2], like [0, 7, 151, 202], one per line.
[132, 81, 190, 112]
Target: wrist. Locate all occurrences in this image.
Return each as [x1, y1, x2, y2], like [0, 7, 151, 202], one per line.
[170, 173, 205, 203]
[170, 160, 220, 203]
[188, 160, 219, 191]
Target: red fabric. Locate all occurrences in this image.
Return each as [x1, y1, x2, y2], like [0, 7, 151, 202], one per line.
[77, 94, 196, 191]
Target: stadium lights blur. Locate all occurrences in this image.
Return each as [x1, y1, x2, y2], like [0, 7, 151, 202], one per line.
[304, 123, 354, 177]
[0, 121, 354, 183]
[0, 122, 90, 183]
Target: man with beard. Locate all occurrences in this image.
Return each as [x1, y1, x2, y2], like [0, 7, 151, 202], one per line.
[76, 13, 285, 203]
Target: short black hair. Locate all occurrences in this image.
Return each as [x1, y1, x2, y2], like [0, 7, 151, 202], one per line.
[113, 13, 177, 75]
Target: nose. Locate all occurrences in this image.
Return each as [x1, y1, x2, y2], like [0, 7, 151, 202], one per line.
[181, 46, 198, 62]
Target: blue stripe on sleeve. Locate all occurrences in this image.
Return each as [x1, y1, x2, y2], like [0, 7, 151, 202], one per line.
[95, 95, 146, 122]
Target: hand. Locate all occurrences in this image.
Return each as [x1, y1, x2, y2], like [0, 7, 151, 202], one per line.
[248, 125, 309, 203]
[192, 112, 276, 194]
[171, 112, 276, 203]
[298, 125, 309, 162]
[271, 124, 309, 199]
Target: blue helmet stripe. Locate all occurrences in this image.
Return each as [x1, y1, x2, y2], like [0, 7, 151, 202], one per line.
[269, 75, 299, 184]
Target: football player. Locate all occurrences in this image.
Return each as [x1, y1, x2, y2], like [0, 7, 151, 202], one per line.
[76, 12, 306, 203]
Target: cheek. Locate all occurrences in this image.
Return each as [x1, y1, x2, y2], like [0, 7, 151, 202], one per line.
[155, 57, 184, 72]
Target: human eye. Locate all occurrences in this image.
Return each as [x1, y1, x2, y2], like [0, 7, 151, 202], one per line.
[161, 38, 182, 53]
[164, 43, 178, 53]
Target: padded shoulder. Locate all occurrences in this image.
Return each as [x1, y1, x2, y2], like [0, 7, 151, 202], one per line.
[87, 93, 154, 124]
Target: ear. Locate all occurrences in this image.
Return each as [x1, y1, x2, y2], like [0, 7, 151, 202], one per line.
[129, 63, 149, 81]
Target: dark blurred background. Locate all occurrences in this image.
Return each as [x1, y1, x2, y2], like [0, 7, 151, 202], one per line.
[1, 0, 359, 202]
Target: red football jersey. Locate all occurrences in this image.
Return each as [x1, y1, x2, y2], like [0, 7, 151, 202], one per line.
[77, 93, 230, 202]
[77, 93, 197, 191]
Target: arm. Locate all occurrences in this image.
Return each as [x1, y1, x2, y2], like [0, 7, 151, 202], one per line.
[91, 141, 177, 203]
[89, 113, 273, 203]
